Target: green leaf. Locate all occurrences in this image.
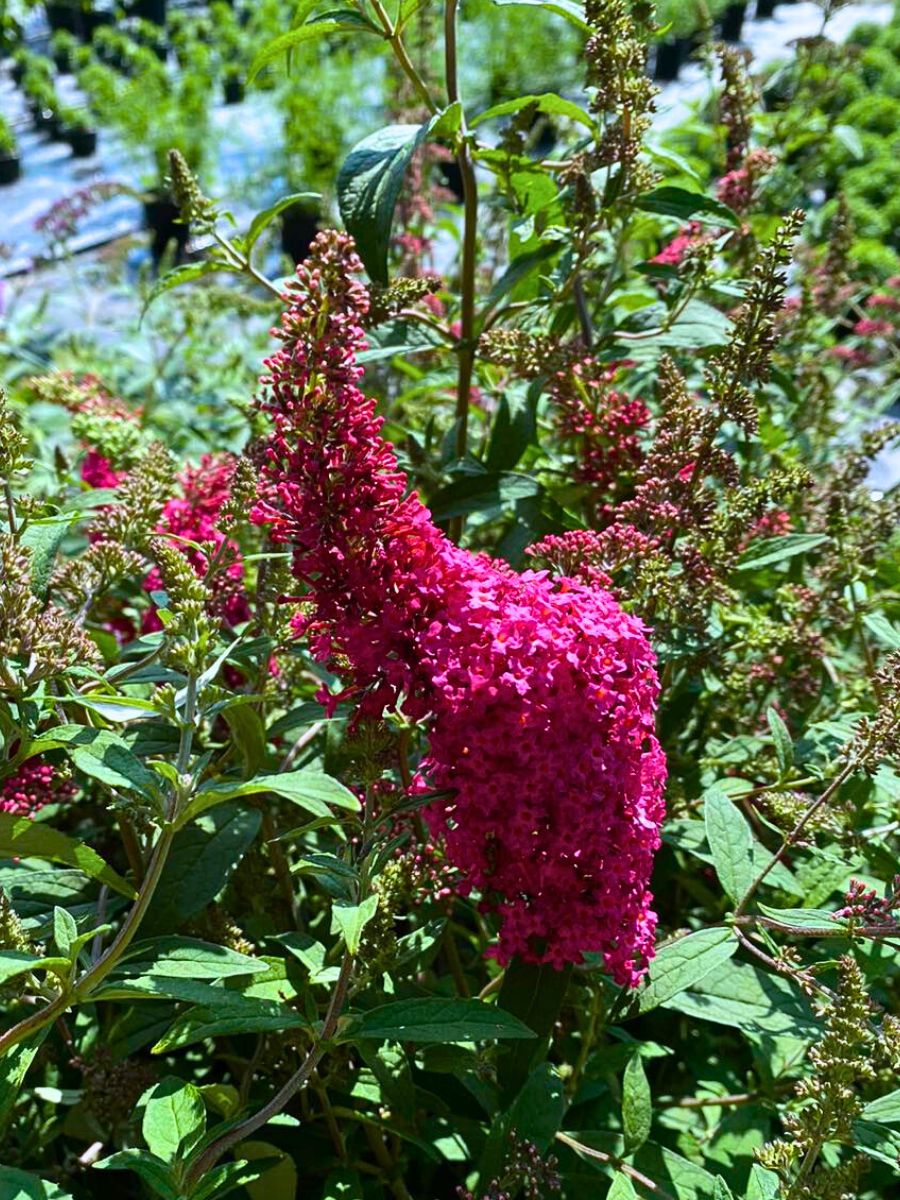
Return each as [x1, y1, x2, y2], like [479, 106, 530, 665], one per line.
[144, 804, 261, 934]
[20, 522, 67, 601]
[833, 122, 864, 160]
[486, 382, 538, 472]
[94, 1149, 179, 1199]
[635, 185, 739, 228]
[76, 693, 160, 723]
[492, 0, 588, 30]
[756, 903, 847, 933]
[507, 1063, 566, 1151]
[337, 123, 430, 284]
[331, 894, 380, 955]
[861, 1087, 900, 1125]
[52, 906, 77, 957]
[220, 703, 268, 777]
[142, 1077, 206, 1163]
[180, 768, 357, 828]
[766, 707, 793, 774]
[114, 937, 269, 980]
[0, 949, 44, 985]
[141, 260, 223, 318]
[51, 725, 160, 799]
[248, 14, 382, 83]
[152, 996, 307, 1053]
[350, 997, 536, 1043]
[0, 1168, 75, 1200]
[497, 959, 571, 1099]
[704, 787, 754, 904]
[637, 927, 738, 1014]
[472, 92, 593, 131]
[662, 958, 816, 1034]
[0, 815, 136, 899]
[863, 611, 900, 650]
[0, 1030, 49, 1126]
[736, 533, 829, 572]
[192, 1158, 279, 1200]
[622, 1053, 652, 1155]
[746, 1165, 781, 1200]
[713, 1178, 735, 1200]
[244, 191, 320, 254]
[607, 1178, 639, 1200]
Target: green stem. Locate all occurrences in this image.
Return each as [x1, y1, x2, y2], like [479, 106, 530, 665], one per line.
[0, 822, 177, 1058]
[369, 0, 437, 114]
[444, 0, 478, 539]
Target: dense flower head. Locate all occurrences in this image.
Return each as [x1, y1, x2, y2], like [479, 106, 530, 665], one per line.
[252, 230, 666, 983]
[143, 453, 249, 632]
[1, 760, 75, 816]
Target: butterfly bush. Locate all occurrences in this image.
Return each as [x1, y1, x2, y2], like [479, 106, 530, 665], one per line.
[252, 231, 666, 983]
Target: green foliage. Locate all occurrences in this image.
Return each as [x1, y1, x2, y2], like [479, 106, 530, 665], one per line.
[4, 2, 900, 1199]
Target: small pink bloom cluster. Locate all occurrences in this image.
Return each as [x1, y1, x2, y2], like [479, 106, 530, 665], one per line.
[143, 454, 250, 632]
[836, 877, 900, 929]
[527, 526, 660, 590]
[551, 360, 649, 514]
[650, 221, 708, 267]
[716, 148, 777, 215]
[253, 231, 666, 983]
[1, 760, 74, 816]
[34, 182, 123, 248]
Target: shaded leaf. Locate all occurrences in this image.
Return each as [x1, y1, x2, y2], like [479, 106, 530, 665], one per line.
[0, 815, 136, 899]
[350, 997, 535, 1043]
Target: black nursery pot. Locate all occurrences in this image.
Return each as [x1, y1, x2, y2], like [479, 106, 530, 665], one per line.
[129, 0, 166, 24]
[52, 48, 72, 72]
[81, 7, 114, 41]
[653, 38, 683, 82]
[67, 128, 97, 157]
[11, 60, 26, 86]
[45, 2, 81, 35]
[720, 2, 747, 42]
[280, 202, 320, 264]
[144, 194, 190, 265]
[223, 77, 244, 105]
[0, 154, 21, 185]
[755, 0, 777, 18]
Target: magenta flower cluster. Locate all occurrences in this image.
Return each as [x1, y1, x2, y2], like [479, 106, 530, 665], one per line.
[253, 231, 666, 983]
[1, 760, 74, 816]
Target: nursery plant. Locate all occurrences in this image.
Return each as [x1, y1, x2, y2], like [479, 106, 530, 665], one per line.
[4, 2, 900, 1200]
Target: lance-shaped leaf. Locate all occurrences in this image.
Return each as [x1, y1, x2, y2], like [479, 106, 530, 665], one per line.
[337, 122, 430, 284]
[348, 997, 535, 1043]
[0, 815, 136, 899]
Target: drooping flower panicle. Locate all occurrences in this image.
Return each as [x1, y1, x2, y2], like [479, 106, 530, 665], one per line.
[252, 231, 666, 983]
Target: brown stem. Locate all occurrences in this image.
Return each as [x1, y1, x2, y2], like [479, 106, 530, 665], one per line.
[555, 1132, 676, 1200]
[734, 758, 857, 917]
[183, 952, 354, 1186]
[444, 0, 478, 543]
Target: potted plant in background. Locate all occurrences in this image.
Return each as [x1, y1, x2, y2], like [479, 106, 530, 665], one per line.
[59, 105, 98, 156]
[78, 48, 213, 263]
[50, 28, 78, 72]
[209, 2, 245, 102]
[0, 115, 21, 184]
[22, 67, 63, 134]
[277, 45, 362, 262]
